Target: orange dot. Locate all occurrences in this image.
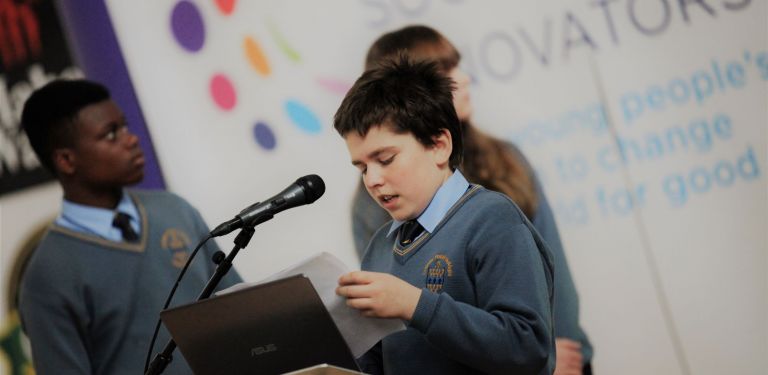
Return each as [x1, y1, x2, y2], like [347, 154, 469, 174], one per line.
[244, 36, 271, 76]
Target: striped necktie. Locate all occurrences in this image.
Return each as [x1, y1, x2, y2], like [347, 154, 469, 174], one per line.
[112, 212, 139, 242]
[399, 220, 424, 246]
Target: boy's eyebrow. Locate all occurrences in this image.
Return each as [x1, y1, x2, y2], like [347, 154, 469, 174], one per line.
[350, 147, 396, 166]
[97, 114, 125, 128]
[97, 119, 121, 133]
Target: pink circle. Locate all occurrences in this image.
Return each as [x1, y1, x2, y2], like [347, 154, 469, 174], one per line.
[209, 74, 236, 110]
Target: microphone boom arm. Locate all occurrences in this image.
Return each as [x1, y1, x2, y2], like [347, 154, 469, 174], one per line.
[145, 226, 257, 375]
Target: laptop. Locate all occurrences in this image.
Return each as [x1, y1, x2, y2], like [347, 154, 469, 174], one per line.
[160, 275, 361, 375]
[283, 364, 365, 375]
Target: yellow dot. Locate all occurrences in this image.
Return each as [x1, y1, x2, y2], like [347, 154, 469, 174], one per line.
[244, 36, 271, 76]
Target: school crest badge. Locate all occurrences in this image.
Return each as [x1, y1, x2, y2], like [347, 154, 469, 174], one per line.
[161, 229, 191, 268]
[423, 254, 453, 293]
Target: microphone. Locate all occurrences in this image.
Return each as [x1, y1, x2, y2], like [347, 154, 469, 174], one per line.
[210, 174, 325, 237]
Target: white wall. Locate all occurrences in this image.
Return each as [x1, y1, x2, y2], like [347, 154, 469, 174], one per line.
[0, 182, 61, 315]
[106, 1, 767, 374]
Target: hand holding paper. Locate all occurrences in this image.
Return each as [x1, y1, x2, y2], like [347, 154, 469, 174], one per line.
[217, 252, 405, 358]
[336, 271, 422, 321]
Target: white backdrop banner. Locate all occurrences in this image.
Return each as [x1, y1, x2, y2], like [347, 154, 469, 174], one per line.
[105, 1, 767, 374]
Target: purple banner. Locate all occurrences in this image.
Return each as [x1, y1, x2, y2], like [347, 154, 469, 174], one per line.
[56, 0, 165, 190]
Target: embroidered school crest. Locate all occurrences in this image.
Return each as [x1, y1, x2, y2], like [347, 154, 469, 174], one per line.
[161, 229, 191, 268]
[423, 254, 454, 293]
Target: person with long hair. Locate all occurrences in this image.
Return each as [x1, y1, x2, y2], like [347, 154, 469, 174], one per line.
[350, 25, 593, 375]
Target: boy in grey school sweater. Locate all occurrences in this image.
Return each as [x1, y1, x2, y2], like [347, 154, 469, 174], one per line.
[18, 79, 241, 375]
[333, 57, 556, 374]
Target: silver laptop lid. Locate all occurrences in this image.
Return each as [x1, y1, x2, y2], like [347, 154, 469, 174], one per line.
[161, 275, 360, 375]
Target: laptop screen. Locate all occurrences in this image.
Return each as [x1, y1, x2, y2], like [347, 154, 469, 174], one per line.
[160, 275, 361, 375]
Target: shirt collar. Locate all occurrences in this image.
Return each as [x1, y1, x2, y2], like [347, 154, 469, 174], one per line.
[387, 170, 469, 237]
[57, 191, 140, 240]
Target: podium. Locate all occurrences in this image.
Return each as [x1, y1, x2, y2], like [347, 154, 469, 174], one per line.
[284, 364, 366, 374]
[160, 275, 361, 375]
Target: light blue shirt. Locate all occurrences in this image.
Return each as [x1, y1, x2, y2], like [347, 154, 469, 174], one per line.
[387, 170, 470, 237]
[56, 191, 141, 242]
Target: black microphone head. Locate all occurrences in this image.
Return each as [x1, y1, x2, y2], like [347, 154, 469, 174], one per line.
[296, 174, 325, 204]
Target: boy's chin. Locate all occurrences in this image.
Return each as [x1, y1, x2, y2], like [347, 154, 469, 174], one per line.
[386, 210, 415, 222]
[384, 210, 401, 221]
[125, 173, 145, 186]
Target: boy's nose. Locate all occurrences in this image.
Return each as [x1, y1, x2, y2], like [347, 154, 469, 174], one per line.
[451, 67, 470, 86]
[124, 131, 140, 148]
[456, 71, 469, 84]
[364, 167, 384, 189]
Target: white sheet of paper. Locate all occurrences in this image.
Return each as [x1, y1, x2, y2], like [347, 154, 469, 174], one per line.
[217, 252, 405, 357]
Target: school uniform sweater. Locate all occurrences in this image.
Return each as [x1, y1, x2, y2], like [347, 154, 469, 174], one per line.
[19, 190, 241, 375]
[352, 143, 594, 364]
[359, 185, 555, 375]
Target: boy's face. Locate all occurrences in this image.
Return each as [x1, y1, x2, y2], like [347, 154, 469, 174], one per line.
[448, 66, 472, 122]
[345, 124, 452, 222]
[59, 100, 145, 189]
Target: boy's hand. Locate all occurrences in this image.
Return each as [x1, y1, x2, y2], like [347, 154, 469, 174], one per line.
[336, 271, 422, 321]
[554, 338, 583, 375]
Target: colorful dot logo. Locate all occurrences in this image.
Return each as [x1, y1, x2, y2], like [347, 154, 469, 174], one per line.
[170, 1, 205, 52]
[168, 0, 349, 152]
[285, 99, 322, 134]
[253, 122, 276, 150]
[243, 36, 271, 76]
[209, 74, 236, 111]
[214, 0, 235, 15]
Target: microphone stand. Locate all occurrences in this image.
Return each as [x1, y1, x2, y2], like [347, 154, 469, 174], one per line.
[145, 216, 268, 375]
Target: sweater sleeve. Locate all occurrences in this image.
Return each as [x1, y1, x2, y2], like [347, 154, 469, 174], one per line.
[531, 176, 577, 325]
[507, 143, 592, 358]
[356, 341, 384, 375]
[19, 258, 92, 375]
[175, 193, 243, 288]
[531, 174, 593, 360]
[409, 206, 554, 374]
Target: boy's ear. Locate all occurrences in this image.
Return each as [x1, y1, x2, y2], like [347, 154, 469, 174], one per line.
[52, 148, 77, 176]
[430, 128, 453, 166]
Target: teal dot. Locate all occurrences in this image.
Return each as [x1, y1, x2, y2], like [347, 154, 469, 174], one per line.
[285, 99, 321, 134]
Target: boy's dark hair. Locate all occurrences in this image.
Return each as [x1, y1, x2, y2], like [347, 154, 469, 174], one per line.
[334, 57, 463, 168]
[21, 79, 111, 174]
